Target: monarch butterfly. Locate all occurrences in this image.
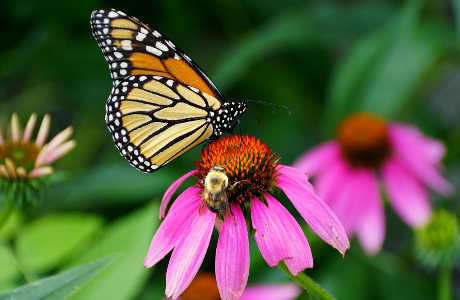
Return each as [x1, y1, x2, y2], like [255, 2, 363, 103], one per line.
[90, 9, 288, 173]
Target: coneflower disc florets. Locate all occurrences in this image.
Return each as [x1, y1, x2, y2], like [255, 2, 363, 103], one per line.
[337, 111, 391, 168]
[195, 135, 280, 204]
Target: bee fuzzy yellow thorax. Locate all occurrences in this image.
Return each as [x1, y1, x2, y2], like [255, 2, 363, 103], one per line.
[204, 167, 228, 193]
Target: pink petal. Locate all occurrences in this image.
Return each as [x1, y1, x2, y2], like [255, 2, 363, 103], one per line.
[292, 141, 341, 177]
[144, 187, 202, 268]
[326, 168, 376, 236]
[0, 165, 9, 178]
[160, 171, 197, 219]
[388, 124, 454, 197]
[28, 166, 53, 178]
[5, 158, 17, 179]
[264, 193, 313, 273]
[23, 113, 37, 143]
[251, 196, 292, 268]
[166, 207, 216, 299]
[47, 127, 73, 152]
[44, 140, 76, 164]
[313, 157, 350, 205]
[240, 283, 302, 300]
[35, 114, 50, 147]
[11, 113, 21, 142]
[35, 144, 49, 167]
[276, 166, 350, 255]
[389, 123, 445, 162]
[382, 158, 431, 227]
[216, 203, 249, 300]
[355, 171, 385, 255]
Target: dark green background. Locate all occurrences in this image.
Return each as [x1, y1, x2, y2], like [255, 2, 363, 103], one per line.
[0, 0, 459, 299]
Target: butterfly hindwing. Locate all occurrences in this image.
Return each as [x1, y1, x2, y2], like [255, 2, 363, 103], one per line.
[90, 8, 224, 102]
[105, 75, 234, 173]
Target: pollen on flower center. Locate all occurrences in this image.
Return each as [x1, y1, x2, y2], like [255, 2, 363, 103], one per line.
[0, 141, 39, 172]
[195, 135, 279, 203]
[337, 111, 391, 168]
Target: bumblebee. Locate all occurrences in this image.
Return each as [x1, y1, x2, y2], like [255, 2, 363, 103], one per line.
[200, 165, 244, 219]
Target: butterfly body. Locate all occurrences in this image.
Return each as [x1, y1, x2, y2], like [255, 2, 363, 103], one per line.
[90, 9, 247, 172]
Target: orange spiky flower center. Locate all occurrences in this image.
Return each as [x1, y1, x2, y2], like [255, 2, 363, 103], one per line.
[337, 112, 391, 168]
[0, 140, 39, 172]
[195, 135, 280, 204]
[181, 273, 220, 300]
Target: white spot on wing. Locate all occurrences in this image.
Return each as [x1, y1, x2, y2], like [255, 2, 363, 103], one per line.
[108, 11, 119, 18]
[146, 46, 162, 56]
[156, 41, 168, 51]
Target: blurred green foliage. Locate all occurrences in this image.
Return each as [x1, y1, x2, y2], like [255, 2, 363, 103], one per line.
[0, 0, 459, 299]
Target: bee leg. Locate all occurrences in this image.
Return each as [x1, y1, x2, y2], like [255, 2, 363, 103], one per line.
[228, 205, 237, 225]
[227, 179, 247, 191]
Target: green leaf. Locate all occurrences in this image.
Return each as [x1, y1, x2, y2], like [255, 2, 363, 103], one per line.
[0, 242, 21, 283]
[15, 213, 104, 274]
[0, 254, 118, 300]
[68, 201, 160, 300]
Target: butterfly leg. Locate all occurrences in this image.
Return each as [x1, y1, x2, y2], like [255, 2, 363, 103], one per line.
[228, 119, 246, 146]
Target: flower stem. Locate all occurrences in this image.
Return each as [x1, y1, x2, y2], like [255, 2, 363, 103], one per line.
[0, 200, 14, 230]
[438, 265, 451, 300]
[278, 261, 336, 300]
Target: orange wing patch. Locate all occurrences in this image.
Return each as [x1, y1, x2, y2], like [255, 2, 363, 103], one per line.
[130, 53, 167, 71]
[164, 58, 216, 98]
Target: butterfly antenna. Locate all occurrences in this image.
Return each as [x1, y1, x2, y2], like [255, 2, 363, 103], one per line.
[243, 100, 291, 114]
[245, 111, 260, 135]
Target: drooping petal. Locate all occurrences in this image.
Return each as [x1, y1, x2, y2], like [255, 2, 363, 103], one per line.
[277, 165, 314, 193]
[144, 187, 201, 268]
[264, 193, 313, 273]
[5, 158, 17, 179]
[388, 124, 454, 197]
[166, 207, 216, 299]
[28, 166, 53, 178]
[35, 114, 50, 147]
[11, 113, 21, 142]
[240, 283, 302, 300]
[0, 165, 9, 178]
[382, 158, 431, 227]
[312, 156, 351, 205]
[23, 113, 37, 143]
[292, 141, 341, 177]
[216, 203, 249, 300]
[160, 171, 197, 219]
[44, 140, 76, 164]
[355, 171, 385, 255]
[251, 196, 292, 268]
[327, 168, 375, 236]
[276, 166, 350, 255]
[389, 123, 445, 162]
[47, 127, 74, 152]
[35, 144, 49, 167]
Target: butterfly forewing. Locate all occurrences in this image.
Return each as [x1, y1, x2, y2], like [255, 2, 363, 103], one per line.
[90, 9, 224, 101]
[92, 9, 248, 173]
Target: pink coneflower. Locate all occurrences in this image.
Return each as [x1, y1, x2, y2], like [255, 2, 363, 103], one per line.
[166, 272, 302, 300]
[0, 113, 76, 205]
[144, 135, 349, 300]
[293, 111, 455, 255]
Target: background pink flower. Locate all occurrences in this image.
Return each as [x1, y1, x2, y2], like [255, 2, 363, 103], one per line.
[144, 135, 349, 300]
[293, 111, 455, 255]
